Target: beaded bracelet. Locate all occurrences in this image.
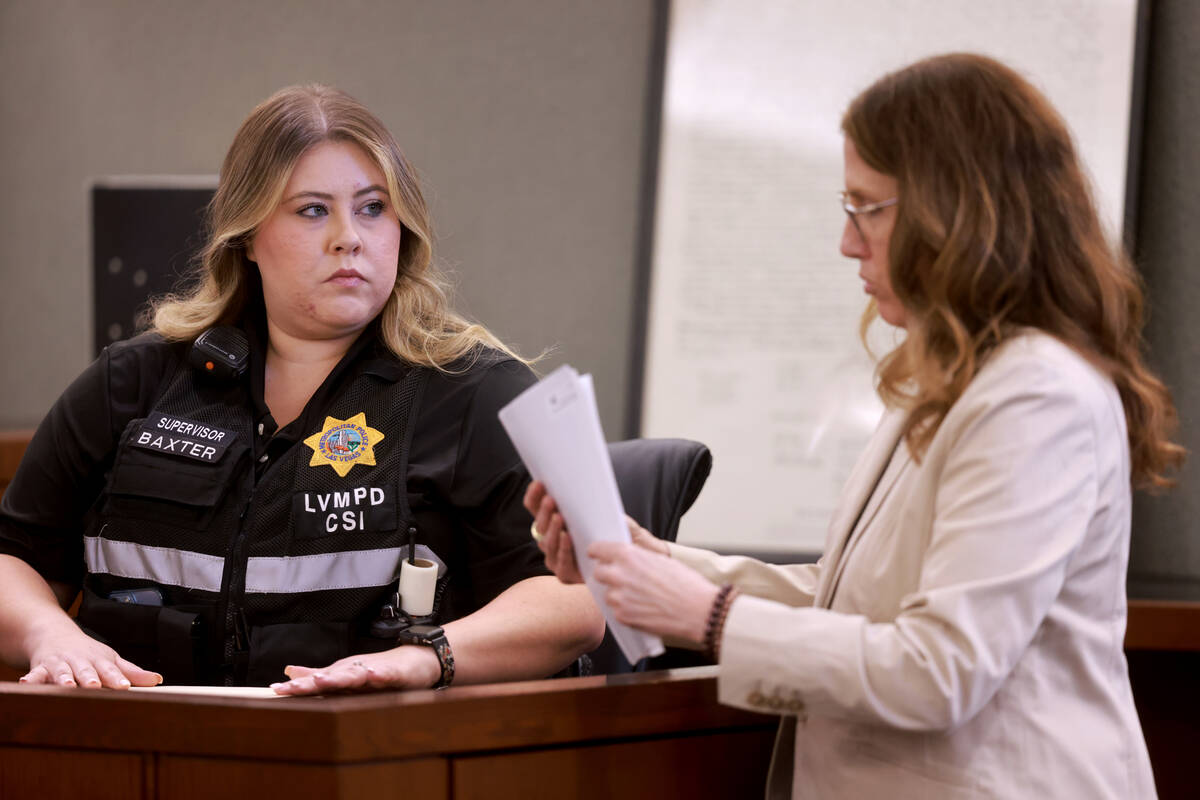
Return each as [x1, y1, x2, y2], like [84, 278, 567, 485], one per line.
[704, 584, 740, 661]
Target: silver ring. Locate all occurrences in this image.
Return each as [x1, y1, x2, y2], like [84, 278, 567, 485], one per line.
[530, 522, 543, 543]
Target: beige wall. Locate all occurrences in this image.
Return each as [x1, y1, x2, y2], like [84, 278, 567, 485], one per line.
[0, 0, 656, 434]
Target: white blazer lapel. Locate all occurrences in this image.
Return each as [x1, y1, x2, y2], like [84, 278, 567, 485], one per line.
[813, 408, 907, 606]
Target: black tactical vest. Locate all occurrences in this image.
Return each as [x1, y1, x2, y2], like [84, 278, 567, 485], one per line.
[78, 352, 441, 686]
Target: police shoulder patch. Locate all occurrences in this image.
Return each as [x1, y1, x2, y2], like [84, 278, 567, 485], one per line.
[303, 412, 385, 477]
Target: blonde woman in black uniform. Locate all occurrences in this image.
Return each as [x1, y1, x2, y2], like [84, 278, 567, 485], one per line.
[0, 85, 604, 693]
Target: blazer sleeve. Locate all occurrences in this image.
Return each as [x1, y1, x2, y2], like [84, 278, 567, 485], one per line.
[716, 346, 1124, 731]
[668, 542, 821, 608]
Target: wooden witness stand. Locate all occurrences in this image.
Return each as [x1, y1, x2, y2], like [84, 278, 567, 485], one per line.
[0, 432, 776, 798]
[2, 430, 1198, 798]
[0, 668, 776, 799]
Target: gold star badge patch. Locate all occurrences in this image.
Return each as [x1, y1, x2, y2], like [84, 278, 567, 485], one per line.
[303, 413, 385, 477]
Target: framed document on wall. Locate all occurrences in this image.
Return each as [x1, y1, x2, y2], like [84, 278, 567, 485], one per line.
[638, 0, 1145, 557]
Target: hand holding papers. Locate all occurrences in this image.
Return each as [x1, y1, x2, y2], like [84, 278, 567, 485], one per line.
[498, 366, 665, 664]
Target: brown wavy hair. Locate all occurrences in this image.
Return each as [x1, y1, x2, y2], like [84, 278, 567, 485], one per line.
[842, 53, 1182, 489]
[151, 84, 526, 369]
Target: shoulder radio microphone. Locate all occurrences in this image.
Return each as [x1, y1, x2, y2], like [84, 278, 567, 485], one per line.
[189, 326, 249, 382]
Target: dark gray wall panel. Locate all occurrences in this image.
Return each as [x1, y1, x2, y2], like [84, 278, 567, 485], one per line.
[1130, 0, 1200, 598]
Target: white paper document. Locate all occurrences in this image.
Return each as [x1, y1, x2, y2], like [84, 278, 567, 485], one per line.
[129, 685, 286, 699]
[499, 365, 665, 665]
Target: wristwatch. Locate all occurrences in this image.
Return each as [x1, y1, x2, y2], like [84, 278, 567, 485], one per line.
[397, 624, 455, 689]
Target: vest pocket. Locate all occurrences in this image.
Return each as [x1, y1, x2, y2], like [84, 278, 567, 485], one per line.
[77, 586, 209, 685]
[103, 432, 247, 530]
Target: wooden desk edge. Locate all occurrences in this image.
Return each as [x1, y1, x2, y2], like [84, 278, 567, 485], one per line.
[1125, 599, 1200, 651]
[0, 666, 776, 763]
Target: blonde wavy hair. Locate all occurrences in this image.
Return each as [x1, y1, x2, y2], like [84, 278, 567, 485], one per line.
[843, 53, 1182, 489]
[151, 84, 524, 369]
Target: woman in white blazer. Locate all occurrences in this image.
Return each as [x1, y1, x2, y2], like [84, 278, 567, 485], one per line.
[528, 54, 1182, 799]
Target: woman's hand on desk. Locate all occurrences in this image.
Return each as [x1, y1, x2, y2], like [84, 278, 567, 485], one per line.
[21, 624, 162, 689]
[271, 646, 441, 696]
[1, 556, 161, 689]
[524, 481, 667, 586]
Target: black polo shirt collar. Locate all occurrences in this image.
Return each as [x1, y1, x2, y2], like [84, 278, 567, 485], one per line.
[242, 309, 403, 471]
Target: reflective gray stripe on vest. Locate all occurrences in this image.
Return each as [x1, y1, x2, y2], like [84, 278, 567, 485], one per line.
[84, 537, 445, 594]
[85, 535, 225, 592]
[247, 544, 446, 592]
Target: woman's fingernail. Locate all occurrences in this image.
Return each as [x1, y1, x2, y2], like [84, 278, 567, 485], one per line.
[119, 679, 131, 687]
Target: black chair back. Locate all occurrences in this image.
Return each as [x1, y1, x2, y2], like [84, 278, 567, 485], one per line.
[608, 438, 711, 543]
[582, 438, 712, 674]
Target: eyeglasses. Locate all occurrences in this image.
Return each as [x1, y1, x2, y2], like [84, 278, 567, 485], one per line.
[839, 191, 898, 242]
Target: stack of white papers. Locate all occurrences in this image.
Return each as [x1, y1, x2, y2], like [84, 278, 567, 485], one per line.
[499, 365, 665, 665]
